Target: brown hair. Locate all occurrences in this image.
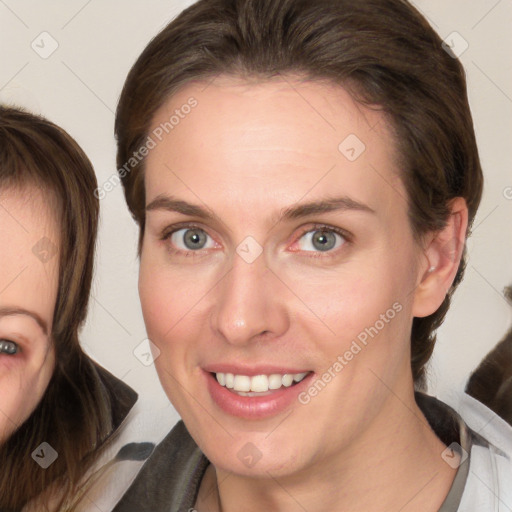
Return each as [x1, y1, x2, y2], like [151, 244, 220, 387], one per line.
[0, 105, 112, 510]
[115, 0, 483, 386]
[466, 286, 512, 425]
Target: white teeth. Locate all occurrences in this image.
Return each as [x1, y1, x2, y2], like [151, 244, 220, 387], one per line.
[268, 374, 283, 390]
[282, 374, 294, 387]
[214, 371, 309, 393]
[250, 374, 269, 392]
[233, 375, 251, 392]
[225, 373, 234, 389]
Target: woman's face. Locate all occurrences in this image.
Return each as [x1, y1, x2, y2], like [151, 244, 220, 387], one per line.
[0, 187, 57, 442]
[139, 77, 432, 477]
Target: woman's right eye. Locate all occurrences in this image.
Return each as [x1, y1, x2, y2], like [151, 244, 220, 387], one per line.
[167, 227, 217, 252]
[0, 339, 19, 355]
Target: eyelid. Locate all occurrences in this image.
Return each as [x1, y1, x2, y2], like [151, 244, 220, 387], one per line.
[0, 327, 33, 347]
[297, 223, 352, 240]
[288, 223, 352, 254]
[160, 222, 222, 255]
[161, 221, 211, 239]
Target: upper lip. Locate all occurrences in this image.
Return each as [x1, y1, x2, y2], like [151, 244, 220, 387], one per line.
[203, 364, 312, 376]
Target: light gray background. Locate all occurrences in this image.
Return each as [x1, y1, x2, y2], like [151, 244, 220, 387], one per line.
[1, 0, 511, 425]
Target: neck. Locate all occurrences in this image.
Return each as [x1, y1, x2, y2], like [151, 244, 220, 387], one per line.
[196, 388, 458, 512]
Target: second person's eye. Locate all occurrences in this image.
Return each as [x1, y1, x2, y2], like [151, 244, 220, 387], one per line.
[169, 228, 216, 251]
[297, 229, 346, 252]
[0, 339, 19, 355]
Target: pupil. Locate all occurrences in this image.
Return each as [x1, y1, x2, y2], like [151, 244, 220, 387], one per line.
[313, 230, 335, 251]
[184, 229, 206, 249]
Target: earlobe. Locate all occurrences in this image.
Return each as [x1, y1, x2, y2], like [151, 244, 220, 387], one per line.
[412, 197, 469, 318]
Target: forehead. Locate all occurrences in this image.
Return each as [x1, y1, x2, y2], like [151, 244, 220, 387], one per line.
[145, 76, 406, 220]
[0, 186, 60, 325]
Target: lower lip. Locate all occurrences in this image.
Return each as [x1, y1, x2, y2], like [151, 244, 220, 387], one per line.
[205, 371, 314, 420]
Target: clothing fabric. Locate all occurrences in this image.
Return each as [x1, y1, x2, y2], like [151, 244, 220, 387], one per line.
[64, 361, 158, 512]
[113, 392, 512, 512]
[442, 392, 512, 511]
[90, 361, 139, 432]
[66, 361, 176, 511]
[14, 360, 170, 512]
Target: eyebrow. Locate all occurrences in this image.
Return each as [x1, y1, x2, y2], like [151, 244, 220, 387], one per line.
[0, 307, 48, 336]
[146, 196, 219, 220]
[146, 195, 375, 224]
[279, 196, 375, 220]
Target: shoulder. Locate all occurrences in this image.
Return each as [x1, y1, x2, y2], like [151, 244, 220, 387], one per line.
[455, 392, 512, 455]
[22, 361, 173, 512]
[443, 391, 512, 510]
[112, 420, 209, 512]
[92, 361, 139, 431]
[71, 362, 177, 511]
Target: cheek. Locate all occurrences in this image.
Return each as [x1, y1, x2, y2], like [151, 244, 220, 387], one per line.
[282, 252, 417, 377]
[287, 264, 405, 331]
[142, 268, 206, 412]
[0, 352, 55, 442]
[139, 249, 220, 343]
[139, 264, 207, 403]
[139, 262, 190, 343]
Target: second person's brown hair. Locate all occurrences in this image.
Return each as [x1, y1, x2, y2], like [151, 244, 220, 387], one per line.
[0, 105, 117, 510]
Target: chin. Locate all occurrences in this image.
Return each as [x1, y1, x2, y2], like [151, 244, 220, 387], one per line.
[198, 423, 308, 476]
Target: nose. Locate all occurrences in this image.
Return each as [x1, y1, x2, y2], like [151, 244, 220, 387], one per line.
[210, 253, 289, 346]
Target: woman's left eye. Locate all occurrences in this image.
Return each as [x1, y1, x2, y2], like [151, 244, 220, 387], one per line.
[168, 227, 216, 252]
[296, 228, 346, 252]
[0, 339, 19, 355]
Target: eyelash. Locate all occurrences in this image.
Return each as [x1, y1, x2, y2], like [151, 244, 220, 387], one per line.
[160, 222, 352, 259]
[291, 223, 351, 258]
[160, 222, 216, 258]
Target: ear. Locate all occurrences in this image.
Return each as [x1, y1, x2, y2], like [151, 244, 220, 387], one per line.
[412, 197, 468, 318]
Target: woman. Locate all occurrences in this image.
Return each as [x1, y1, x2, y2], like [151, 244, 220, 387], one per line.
[113, 0, 512, 510]
[0, 105, 138, 511]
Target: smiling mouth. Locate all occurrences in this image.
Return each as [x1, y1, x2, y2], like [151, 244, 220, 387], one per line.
[212, 371, 311, 396]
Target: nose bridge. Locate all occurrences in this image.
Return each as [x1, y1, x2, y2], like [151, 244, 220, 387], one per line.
[211, 252, 288, 345]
